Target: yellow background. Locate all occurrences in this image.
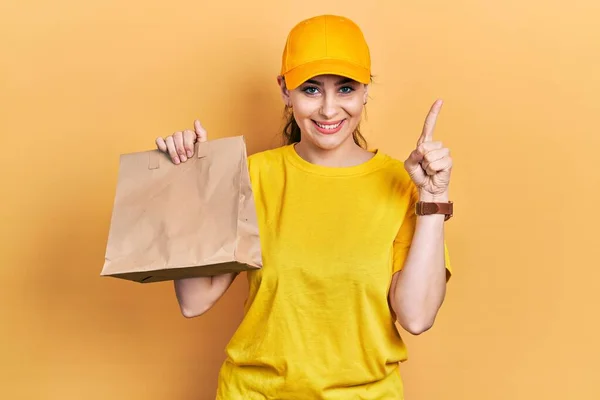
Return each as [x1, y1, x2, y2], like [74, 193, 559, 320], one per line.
[2, 1, 599, 399]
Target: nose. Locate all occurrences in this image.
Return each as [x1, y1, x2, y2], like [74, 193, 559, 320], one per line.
[319, 93, 338, 120]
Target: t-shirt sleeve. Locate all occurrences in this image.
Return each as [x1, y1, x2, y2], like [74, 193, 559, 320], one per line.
[392, 183, 453, 281]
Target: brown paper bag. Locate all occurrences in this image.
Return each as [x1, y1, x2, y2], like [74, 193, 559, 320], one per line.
[101, 135, 262, 283]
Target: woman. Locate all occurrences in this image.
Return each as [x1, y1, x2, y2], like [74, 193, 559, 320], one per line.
[156, 14, 453, 400]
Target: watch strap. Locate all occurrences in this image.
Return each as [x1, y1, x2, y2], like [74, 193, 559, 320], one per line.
[415, 201, 454, 221]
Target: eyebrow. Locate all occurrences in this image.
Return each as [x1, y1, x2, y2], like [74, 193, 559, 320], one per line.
[304, 77, 355, 86]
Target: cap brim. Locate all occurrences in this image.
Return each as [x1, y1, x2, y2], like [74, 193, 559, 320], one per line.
[283, 59, 371, 90]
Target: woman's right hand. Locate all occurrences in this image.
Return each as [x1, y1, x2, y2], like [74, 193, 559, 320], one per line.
[155, 120, 207, 165]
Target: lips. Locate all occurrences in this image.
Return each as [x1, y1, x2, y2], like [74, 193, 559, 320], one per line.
[312, 119, 345, 134]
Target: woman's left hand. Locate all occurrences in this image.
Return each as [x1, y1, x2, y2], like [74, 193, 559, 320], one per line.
[404, 99, 453, 199]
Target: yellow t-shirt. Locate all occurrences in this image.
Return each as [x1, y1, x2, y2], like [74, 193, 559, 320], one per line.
[215, 144, 452, 399]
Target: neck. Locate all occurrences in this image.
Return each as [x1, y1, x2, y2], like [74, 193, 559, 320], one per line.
[294, 137, 373, 168]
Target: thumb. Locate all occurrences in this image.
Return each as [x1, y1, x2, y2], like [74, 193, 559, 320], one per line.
[194, 120, 208, 142]
[404, 149, 426, 184]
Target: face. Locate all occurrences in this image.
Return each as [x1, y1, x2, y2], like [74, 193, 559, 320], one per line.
[278, 74, 369, 152]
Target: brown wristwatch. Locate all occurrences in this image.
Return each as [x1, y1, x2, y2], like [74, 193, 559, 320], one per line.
[415, 201, 454, 221]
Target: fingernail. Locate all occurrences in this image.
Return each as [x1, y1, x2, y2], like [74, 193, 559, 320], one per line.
[181, 155, 187, 162]
[187, 150, 193, 158]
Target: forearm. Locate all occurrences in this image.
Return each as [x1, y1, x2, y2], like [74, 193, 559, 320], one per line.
[174, 273, 237, 318]
[392, 191, 448, 334]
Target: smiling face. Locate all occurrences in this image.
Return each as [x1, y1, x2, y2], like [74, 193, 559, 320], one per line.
[278, 74, 369, 152]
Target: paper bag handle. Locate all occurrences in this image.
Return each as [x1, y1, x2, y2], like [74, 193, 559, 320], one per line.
[148, 141, 208, 170]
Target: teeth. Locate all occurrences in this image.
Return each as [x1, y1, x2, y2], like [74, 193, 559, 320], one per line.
[315, 121, 342, 130]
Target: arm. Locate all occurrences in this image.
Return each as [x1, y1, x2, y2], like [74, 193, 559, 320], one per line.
[156, 120, 240, 318]
[392, 98, 453, 335]
[174, 273, 238, 318]
[389, 190, 448, 335]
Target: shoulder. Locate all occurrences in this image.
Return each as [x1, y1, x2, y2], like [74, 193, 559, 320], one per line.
[247, 145, 290, 173]
[373, 150, 419, 200]
[375, 151, 412, 182]
[248, 145, 287, 163]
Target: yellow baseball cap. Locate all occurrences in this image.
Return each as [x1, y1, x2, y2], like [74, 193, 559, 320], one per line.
[280, 15, 371, 90]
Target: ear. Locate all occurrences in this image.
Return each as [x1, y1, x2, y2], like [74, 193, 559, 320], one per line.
[277, 75, 292, 107]
[363, 83, 370, 105]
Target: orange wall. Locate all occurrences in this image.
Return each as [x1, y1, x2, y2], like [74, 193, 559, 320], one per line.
[2, 1, 599, 399]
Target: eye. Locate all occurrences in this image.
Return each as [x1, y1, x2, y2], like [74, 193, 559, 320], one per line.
[302, 86, 320, 95]
[339, 86, 354, 94]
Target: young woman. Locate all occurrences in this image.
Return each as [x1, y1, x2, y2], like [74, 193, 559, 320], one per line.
[156, 14, 454, 400]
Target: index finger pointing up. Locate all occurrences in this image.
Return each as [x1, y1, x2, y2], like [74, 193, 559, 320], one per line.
[418, 99, 443, 145]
